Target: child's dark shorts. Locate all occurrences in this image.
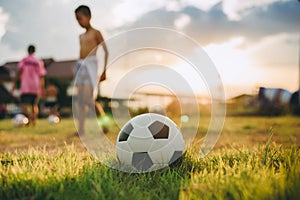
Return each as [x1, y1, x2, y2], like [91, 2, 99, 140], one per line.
[20, 94, 38, 105]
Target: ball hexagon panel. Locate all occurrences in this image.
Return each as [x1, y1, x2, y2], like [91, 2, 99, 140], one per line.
[129, 126, 153, 139]
[170, 133, 185, 151]
[148, 139, 170, 152]
[116, 140, 133, 152]
[148, 143, 175, 164]
[127, 136, 154, 152]
[116, 146, 133, 166]
[131, 114, 152, 128]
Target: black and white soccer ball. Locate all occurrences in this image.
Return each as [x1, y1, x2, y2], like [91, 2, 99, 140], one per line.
[116, 113, 185, 172]
[12, 114, 29, 126]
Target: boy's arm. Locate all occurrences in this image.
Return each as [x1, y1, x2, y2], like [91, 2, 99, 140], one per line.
[96, 31, 109, 82]
[100, 41, 108, 82]
[11, 70, 20, 93]
[102, 40, 108, 69]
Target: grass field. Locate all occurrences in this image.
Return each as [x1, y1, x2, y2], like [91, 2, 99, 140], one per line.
[0, 116, 299, 199]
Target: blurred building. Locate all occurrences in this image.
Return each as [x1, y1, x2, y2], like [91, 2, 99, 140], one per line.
[0, 58, 76, 117]
[0, 58, 129, 117]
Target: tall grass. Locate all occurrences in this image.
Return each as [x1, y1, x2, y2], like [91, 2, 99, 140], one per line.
[1, 141, 299, 200]
[181, 143, 300, 200]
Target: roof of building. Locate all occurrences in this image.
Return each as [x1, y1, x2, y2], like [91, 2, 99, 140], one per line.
[0, 66, 11, 81]
[0, 84, 19, 104]
[230, 94, 254, 101]
[1, 58, 75, 80]
[46, 60, 76, 79]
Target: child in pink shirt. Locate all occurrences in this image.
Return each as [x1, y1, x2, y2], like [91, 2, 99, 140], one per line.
[13, 45, 46, 126]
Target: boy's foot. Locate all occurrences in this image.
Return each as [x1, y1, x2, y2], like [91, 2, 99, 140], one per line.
[68, 132, 80, 138]
[102, 126, 109, 134]
[31, 119, 36, 126]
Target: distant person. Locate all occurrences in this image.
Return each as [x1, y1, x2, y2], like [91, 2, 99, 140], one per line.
[74, 5, 109, 135]
[12, 45, 46, 126]
[44, 80, 59, 116]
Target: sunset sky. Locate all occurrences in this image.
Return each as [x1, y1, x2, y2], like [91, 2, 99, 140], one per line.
[0, 0, 299, 98]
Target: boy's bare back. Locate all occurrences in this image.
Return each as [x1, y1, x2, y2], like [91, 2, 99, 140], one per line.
[79, 28, 104, 59]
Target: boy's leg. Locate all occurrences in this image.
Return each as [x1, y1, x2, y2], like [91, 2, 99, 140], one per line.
[95, 101, 105, 116]
[77, 85, 85, 135]
[20, 94, 32, 125]
[95, 100, 109, 133]
[20, 103, 29, 118]
[94, 86, 108, 133]
[20, 103, 31, 126]
[20, 95, 29, 117]
[31, 103, 39, 126]
[29, 95, 39, 126]
[77, 83, 109, 135]
[77, 84, 94, 135]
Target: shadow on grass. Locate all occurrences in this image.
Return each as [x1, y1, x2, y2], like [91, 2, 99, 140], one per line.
[0, 157, 192, 200]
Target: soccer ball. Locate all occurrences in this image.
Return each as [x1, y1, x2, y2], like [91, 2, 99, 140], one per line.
[116, 113, 185, 172]
[48, 115, 60, 124]
[12, 114, 29, 126]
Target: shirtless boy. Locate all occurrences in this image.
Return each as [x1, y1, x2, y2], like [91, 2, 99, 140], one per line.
[75, 5, 109, 135]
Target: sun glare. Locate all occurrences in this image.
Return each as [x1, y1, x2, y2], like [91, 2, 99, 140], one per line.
[204, 37, 261, 94]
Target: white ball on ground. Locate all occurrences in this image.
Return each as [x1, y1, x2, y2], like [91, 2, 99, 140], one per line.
[116, 113, 185, 172]
[48, 115, 60, 124]
[12, 114, 29, 126]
